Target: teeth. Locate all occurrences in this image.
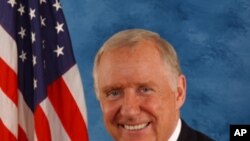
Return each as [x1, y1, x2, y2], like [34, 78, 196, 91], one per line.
[124, 123, 148, 130]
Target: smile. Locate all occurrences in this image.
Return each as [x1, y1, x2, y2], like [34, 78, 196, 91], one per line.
[122, 122, 150, 131]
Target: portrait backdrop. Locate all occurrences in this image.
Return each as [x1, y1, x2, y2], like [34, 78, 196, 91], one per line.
[60, 0, 250, 140]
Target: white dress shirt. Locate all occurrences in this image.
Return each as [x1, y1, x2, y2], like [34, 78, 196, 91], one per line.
[168, 118, 181, 141]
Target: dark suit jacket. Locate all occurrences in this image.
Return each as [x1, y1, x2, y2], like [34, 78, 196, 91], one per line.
[177, 120, 214, 141]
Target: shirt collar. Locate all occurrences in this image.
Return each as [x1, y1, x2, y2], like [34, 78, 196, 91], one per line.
[168, 118, 181, 141]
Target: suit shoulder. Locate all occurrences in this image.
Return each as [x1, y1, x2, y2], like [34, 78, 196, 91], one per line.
[195, 130, 214, 141]
[178, 119, 214, 141]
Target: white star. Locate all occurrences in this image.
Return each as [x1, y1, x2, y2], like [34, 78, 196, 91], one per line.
[19, 50, 27, 62]
[40, 16, 46, 27]
[54, 45, 64, 57]
[29, 8, 36, 20]
[33, 55, 37, 66]
[18, 4, 25, 16]
[40, 0, 46, 5]
[53, 0, 62, 11]
[43, 60, 46, 68]
[33, 79, 37, 89]
[55, 22, 64, 34]
[7, 0, 16, 8]
[18, 27, 26, 39]
[42, 40, 45, 49]
[31, 32, 36, 43]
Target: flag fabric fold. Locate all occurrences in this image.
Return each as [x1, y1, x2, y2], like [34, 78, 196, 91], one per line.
[0, 0, 89, 140]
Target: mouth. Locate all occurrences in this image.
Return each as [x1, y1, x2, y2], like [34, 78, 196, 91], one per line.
[120, 122, 151, 131]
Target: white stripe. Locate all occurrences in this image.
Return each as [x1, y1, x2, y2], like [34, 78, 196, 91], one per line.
[18, 91, 37, 141]
[34, 132, 38, 141]
[0, 26, 18, 138]
[62, 65, 88, 127]
[0, 88, 18, 138]
[40, 98, 70, 141]
[0, 25, 18, 73]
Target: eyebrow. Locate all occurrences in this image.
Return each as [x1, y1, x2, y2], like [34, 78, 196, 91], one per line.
[101, 81, 157, 92]
[101, 84, 124, 94]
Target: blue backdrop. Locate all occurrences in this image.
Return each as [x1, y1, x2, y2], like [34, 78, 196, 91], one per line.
[60, 0, 250, 140]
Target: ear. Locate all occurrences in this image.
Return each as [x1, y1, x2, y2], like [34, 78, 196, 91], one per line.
[175, 74, 186, 110]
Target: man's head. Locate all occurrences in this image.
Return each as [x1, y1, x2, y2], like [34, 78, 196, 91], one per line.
[93, 29, 186, 141]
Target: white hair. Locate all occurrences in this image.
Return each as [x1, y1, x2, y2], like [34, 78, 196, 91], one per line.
[93, 29, 182, 99]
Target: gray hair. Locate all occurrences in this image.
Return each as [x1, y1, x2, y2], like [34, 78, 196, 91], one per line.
[93, 29, 182, 99]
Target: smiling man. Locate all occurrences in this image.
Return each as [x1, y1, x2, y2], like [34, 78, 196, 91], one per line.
[93, 29, 213, 141]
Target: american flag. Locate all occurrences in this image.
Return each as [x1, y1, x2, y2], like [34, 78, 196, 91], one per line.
[0, 0, 89, 140]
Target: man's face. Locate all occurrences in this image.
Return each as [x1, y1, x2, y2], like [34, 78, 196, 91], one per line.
[96, 40, 186, 141]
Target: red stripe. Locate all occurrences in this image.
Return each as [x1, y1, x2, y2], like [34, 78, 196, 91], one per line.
[18, 125, 28, 141]
[47, 77, 88, 141]
[0, 58, 18, 105]
[34, 105, 52, 141]
[0, 119, 17, 141]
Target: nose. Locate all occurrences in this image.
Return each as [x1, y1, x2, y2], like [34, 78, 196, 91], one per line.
[120, 89, 140, 117]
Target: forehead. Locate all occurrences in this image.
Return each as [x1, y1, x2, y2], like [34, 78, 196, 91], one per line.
[96, 40, 171, 85]
[99, 40, 163, 65]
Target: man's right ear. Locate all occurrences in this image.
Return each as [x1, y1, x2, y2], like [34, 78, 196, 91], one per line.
[175, 74, 186, 110]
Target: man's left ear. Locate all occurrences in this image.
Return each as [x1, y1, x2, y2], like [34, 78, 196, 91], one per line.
[176, 74, 186, 109]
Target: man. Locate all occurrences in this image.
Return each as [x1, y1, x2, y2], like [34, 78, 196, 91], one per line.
[93, 29, 213, 141]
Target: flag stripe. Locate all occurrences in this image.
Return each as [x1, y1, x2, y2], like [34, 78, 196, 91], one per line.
[0, 25, 18, 139]
[48, 76, 88, 141]
[62, 65, 88, 125]
[0, 58, 18, 106]
[0, 119, 16, 141]
[40, 98, 71, 141]
[18, 125, 28, 141]
[0, 88, 18, 138]
[0, 26, 17, 72]
[1, 0, 89, 140]
[35, 106, 52, 141]
[18, 92, 35, 141]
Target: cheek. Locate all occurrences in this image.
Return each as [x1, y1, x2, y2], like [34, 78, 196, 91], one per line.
[160, 95, 177, 115]
[143, 96, 162, 111]
[101, 101, 120, 122]
[144, 94, 177, 121]
[157, 94, 178, 128]
[145, 93, 172, 108]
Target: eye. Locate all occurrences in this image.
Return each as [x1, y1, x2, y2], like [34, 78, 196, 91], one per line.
[106, 89, 122, 99]
[138, 86, 153, 94]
